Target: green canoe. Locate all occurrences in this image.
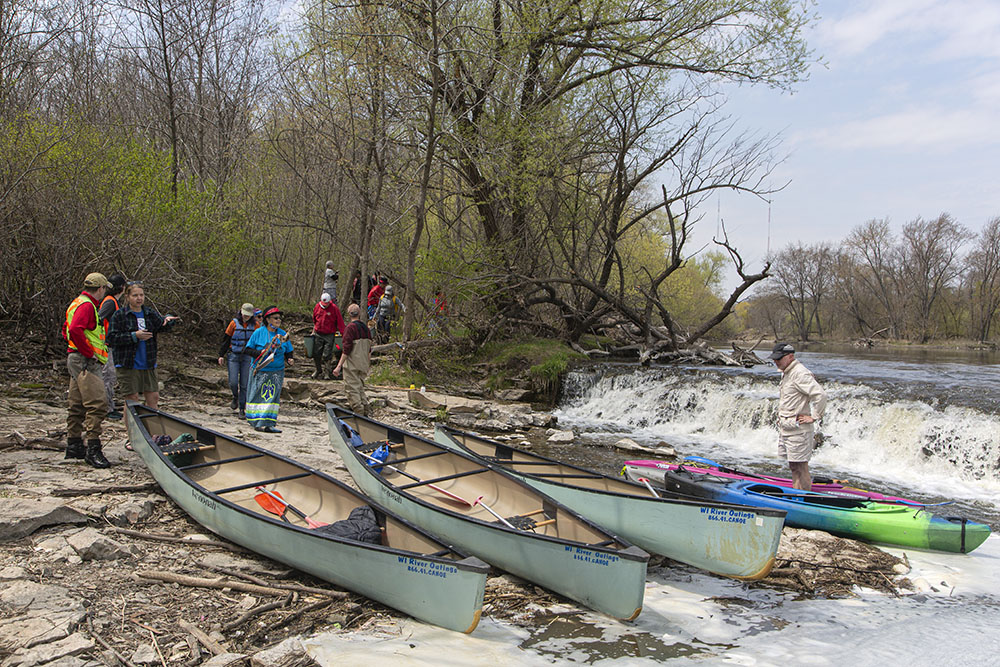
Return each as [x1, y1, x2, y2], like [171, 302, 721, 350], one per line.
[327, 404, 649, 620]
[435, 425, 786, 579]
[125, 403, 488, 633]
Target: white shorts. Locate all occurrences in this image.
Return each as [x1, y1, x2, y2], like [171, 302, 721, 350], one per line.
[777, 425, 814, 463]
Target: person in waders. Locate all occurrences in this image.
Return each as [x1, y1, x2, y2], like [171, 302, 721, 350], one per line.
[333, 303, 373, 416]
[63, 272, 113, 468]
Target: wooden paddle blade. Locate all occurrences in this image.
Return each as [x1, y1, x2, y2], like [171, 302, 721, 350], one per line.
[255, 490, 287, 516]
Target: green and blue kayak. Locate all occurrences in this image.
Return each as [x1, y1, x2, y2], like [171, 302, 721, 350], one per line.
[623, 464, 991, 553]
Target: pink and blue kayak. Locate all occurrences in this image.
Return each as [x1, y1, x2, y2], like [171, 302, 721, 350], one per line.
[624, 457, 926, 505]
[621, 462, 991, 553]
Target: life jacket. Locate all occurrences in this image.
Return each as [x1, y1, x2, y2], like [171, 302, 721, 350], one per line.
[99, 294, 119, 331]
[229, 316, 256, 354]
[65, 295, 108, 363]
[375, 295, 393, 320]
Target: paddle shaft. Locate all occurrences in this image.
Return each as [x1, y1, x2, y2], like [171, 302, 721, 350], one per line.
[472, 496, 516, 529]
[636, 477, 660, 498]
[357, 451, 472, 506]
[254, 486, 326, 528]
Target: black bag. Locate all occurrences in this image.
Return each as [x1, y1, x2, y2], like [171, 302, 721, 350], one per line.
[317, 505, 382, 544]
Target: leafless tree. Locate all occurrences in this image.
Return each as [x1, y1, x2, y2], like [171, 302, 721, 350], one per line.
[899, 213, 970, 342]
[964, 216, 1000, 342]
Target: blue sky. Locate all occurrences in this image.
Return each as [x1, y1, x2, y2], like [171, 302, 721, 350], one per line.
[698, 0, 1000, 275]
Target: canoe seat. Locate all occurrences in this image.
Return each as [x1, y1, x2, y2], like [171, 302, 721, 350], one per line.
[160, 441, 216, 456]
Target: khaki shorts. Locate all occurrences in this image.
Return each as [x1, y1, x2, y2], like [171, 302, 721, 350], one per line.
[777, 426, 814, 463]
[118, 368, 159, 395]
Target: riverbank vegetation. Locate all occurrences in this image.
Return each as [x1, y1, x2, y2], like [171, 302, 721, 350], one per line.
[749, 215, 1000, 345]
[2, 0, 816, 360]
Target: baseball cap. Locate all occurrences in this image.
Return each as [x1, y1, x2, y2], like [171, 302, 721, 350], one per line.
[769, 342, 795, 360]
[240, 303, 254, 317]
[83, 272, 112, 289]
[321, 293, 331, 302]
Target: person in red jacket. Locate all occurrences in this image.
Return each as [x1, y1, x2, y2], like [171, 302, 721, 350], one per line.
[311, 293, 346, 379]
[366, 276, 387, 319]
[62, 272, 113, 468]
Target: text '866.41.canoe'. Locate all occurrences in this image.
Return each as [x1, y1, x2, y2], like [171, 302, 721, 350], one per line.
[125, 403, 488, 633]
[327, 404, 649, 621]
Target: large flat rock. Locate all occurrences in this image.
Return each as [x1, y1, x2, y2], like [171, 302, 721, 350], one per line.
[0, 499, 88, 543]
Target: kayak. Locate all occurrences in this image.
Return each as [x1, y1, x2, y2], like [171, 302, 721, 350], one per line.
[625, 458, 920, 505]
[328, 404, 649, 620]
[434, 424, 785, 580]
[622, 464, 991, 553]
[125, 403, 489, 633]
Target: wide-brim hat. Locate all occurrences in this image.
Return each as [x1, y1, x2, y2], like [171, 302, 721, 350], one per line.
[769, 342, 795, 360]
[240, 303, 254, 317]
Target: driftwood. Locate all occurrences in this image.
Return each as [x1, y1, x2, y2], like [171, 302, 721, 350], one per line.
[731, 339, 766, 367]
[111, 527, 250, 553]
[371, 338, 445, 355]
[137, 570, 296, 597]
[223, 593, 294, 632]
[53, 483, 162, 497]
[854, 327, 888, 348]
[177, 619, 227, 657]
[199, 562, 349, 599]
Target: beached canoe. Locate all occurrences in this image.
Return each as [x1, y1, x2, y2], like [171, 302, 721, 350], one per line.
[434, 425, 785, 580]
[623, 464, 991, 553]
[625, 457, 918, 505]
[125, 403, 489, 633]
[327, 405, 649, 620]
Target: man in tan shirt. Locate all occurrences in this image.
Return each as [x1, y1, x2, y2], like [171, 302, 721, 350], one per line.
[769, 342, 828, 491]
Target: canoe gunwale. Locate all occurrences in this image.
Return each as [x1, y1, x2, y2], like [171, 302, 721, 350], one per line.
[125, 402, 489, 572]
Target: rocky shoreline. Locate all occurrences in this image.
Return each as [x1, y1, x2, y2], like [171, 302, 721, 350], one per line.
[1, 363, 912, 667]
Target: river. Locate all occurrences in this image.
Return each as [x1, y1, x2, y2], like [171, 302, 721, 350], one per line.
[307, 346, 1000, 665]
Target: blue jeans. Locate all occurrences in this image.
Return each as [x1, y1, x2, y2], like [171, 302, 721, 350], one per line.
[227, 353, 252, 411]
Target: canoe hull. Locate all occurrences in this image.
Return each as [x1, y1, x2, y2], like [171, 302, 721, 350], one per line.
[625, 465, 991, 553]
[434, 426, 784, 580]
[327, 407, 647, 620]
[126, 406, 487, 633]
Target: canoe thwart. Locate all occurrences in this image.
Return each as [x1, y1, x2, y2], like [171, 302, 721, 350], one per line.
[179, 453, 265, 471]
[214, 472, 312, 495]
[397, 467, 490, 490]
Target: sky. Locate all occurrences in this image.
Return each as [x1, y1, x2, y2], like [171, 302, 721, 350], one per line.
[696, 0, 1000, 277]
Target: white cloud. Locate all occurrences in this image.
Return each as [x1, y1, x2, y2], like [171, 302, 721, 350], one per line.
[817, 0, 1000, 62]
[809, 106, 1000, 150]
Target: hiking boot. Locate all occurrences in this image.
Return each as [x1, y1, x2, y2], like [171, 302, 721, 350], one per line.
[239, 410, 246, 420]
[230, 397, 239, 411]
[84, 439, 111, 469]
[310, 369, 321, 379]
[64, 437, 85, 460]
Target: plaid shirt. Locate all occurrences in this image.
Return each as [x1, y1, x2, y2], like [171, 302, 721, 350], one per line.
[107, 306, 177, 369]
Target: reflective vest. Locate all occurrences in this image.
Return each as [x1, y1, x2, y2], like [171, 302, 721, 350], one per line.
[65, 295, 108, 364]
[100, 294, 119, 331]
[229, 317, 256, 354]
